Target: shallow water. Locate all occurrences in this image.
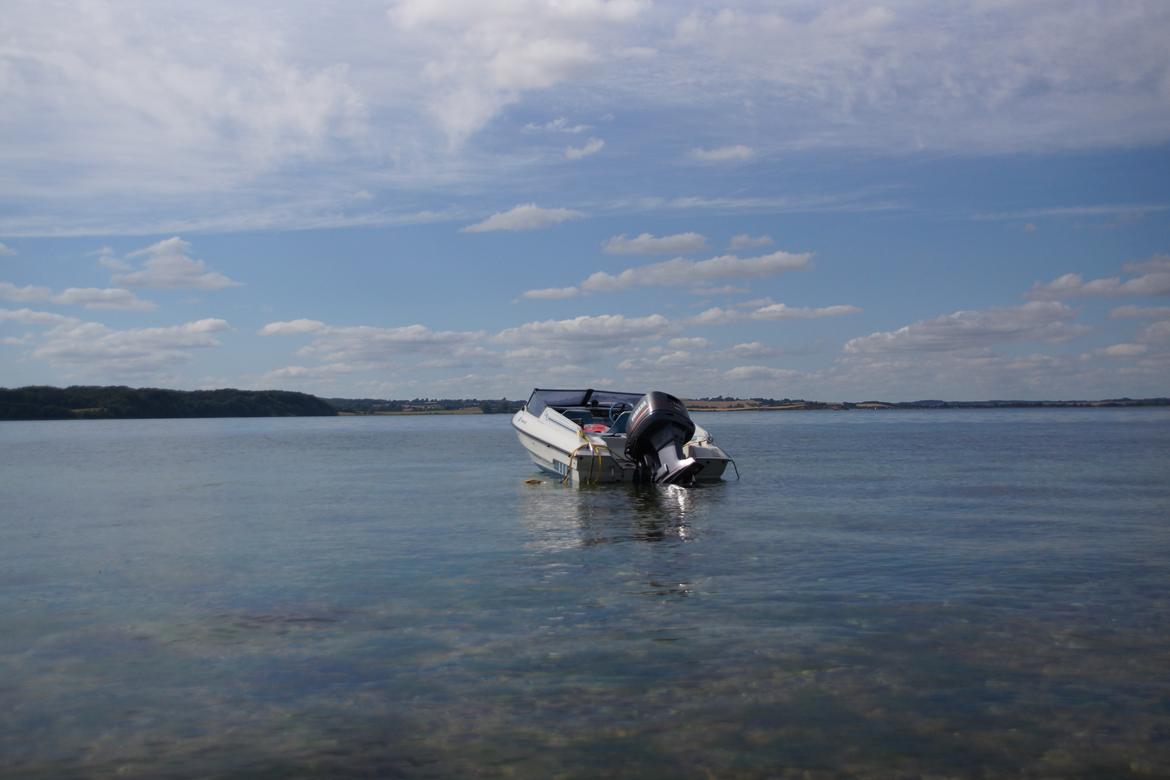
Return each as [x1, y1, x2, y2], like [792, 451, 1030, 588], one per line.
[2, 409, 1169, 778]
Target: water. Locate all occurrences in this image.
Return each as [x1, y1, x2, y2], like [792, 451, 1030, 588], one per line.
[2, 409, 1168, 778]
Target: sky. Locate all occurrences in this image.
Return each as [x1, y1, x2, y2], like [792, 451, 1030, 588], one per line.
[2, 0, 1170, 401]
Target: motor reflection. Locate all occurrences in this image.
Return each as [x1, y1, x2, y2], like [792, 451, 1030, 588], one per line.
[516, 478, 727, 551]
[517, 480, 726, 602]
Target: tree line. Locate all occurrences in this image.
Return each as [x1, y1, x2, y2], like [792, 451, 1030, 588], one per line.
[0, 386, 337, 420]
[323, 397, 524, 414]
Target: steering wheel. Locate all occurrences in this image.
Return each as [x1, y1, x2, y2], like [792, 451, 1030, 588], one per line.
[607, 401, 633, 424]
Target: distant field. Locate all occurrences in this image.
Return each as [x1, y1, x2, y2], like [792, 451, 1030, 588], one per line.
[370, 407, 483, 416]
[684, 399, 762, 410]
[686, 399, 822, 411]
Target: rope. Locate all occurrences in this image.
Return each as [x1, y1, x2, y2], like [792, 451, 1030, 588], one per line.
[564, 429, 591, 484]
[563, 429, 611, 485]
[562, 446, 578, 484]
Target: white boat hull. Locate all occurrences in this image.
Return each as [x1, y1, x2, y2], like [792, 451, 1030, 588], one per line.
[512, 407, 731, 485]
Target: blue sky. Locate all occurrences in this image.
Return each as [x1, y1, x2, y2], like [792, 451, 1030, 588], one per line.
[2, 0, 1169, 400]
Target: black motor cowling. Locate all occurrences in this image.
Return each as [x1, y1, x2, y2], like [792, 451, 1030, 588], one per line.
[625, 391, 704, 485]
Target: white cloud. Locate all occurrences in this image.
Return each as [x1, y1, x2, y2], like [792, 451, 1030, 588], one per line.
[661, 193, 902, 215]
[0, 281, 155, 311]
[51, 288, 156, 311]
[525, 117, 590, 134]
[1123, 254, 1170, 274]
[263, 362, 376, 381]
[497, 312, 673, 345]
[730, 341, 776, 358]
[462, 203, 584, 232]
[0, 307, 78, 327]
[617, 348, 707, 372]
[1026, 270, 1170, 300]
[19, 316, 231, 375]
[976, 204, 1170, 223]
[1140, 320, 1170, 342]
[688, 144, 753, 162]
[1, 3, 364, 204]
[0, 2, 1167, 238]
[308, 324, 472, 354]
[602, 232, 708, 255]
[674, 4, 1170, 154]
[844, 302, 1083, 354]
[1110, 305, 1170, 319]
[725, 365, 802, 381]
[753, 303, 861, 320]
[259, 318, 482, 363]
[692, 301, 859, 325]
[692, 284, 749, 296]
[114, 237, 241, 290]
[582, 249, 810, 293]
[729, 234, 772, 250]
[519, 286, 580, 300]
[258, 319, 329, 336]
[1026, 273, 1112, 299]
[2, 2, 1166, 238]
[391, 1, 648, 33]
[1102, 343, 1148, 357]
[94, 246, 129, 271]
[501, 345, 576, 365]
[0, 243, 15, 256]
[565, 137, 605, 159]
[691, 307, 736, 325]
[667, 336, 710, 350]
[0, 283, 51, 304]
[389, 0, 647, 145]
[827, 350, 1091, 401]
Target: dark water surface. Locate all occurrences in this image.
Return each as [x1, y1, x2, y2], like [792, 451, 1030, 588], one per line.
[2, 410, 1169, 778]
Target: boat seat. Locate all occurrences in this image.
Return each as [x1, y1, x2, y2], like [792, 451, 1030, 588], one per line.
[607, 411, 631, 434]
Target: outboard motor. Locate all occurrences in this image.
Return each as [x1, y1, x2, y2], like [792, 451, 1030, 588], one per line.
[625, 391, 704, 485]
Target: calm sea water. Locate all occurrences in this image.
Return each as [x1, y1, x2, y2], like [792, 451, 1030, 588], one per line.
[2, 409, 1169, 778]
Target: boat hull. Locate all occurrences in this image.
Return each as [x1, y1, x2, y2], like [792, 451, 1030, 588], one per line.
[512, 408, 730, 485]
[513, 410, 630, 482]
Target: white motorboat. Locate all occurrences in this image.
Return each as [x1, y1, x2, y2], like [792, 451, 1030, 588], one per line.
[512, 388, 733, 485]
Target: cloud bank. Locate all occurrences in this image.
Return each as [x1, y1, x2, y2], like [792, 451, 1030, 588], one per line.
[114, 238, 241, 291]
[462, 204, 584, 232]
[580, 250, 811, 294]
[844, 302, 1082, 354]
[4, 2, 1168, 234]
[602, 232, 708, 255]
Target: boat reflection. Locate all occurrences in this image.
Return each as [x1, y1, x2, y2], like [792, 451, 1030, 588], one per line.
[516, 479, 724, 551]
[517, 480, 722, 602]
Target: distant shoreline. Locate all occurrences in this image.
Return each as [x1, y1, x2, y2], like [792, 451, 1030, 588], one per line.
[337, 408, 484, 416]
[684, 398, 1170, 412]
[2, 385, 1167, 421]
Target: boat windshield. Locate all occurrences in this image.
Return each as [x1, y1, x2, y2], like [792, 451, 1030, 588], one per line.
[526, 388, 644, 416]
